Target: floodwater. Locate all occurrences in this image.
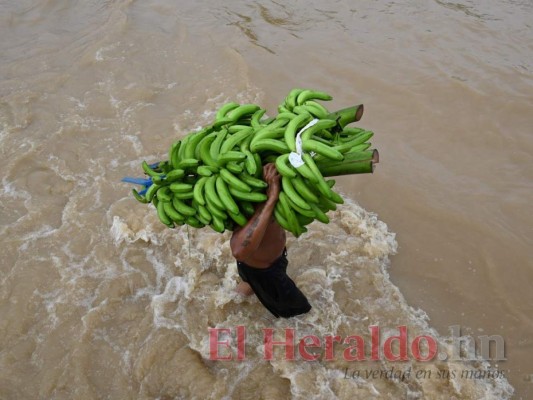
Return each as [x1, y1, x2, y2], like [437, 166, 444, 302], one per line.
[1, 0, 531, 398]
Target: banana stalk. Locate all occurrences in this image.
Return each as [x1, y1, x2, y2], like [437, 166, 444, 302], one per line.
[326, 105, 364, 130]
[317, 150, 379, 177]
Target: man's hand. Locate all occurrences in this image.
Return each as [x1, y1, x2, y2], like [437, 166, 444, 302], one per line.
[263, 163, 281, 203]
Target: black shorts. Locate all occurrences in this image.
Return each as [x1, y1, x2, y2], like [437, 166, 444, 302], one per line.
[237, 249, 312, 318]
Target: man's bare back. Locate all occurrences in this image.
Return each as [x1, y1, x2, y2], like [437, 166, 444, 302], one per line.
[229, 164, 311, 317]
[232, 216, 286, 268]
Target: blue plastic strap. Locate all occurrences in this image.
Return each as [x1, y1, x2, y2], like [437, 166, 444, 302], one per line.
[121, 177, 153, 186]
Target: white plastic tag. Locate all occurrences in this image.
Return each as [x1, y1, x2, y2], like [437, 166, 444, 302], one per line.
[289, 118, 318, 168]
[288, 152, 304, 168]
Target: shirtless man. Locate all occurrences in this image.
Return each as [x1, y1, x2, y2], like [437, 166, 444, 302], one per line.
[230, 163, 312, 318]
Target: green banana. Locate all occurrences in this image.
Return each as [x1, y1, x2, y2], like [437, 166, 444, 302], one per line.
[145, 184, 159, 202]
[220, 127, 254, 154]
[164, 201, 186, 222]
[277, 104, 291, 114]
[250, 118, 290, 148]
[216, 176, 240, 215]
[330, 137, 372, 155]
[193, 176, 208, 206]
[185, 216, 205, 229]
[142, 161, 163, 178]
[197, 165, 218, 177]
[243, 150, 258, 176]
[309, 203, 329, 224]
[228, 211, 247, 227]
[196, 203, 212, 223]
[217, 151, 247, 165]
[291, 175, 319, 203]
[317, 195, 338, 211]
[293, 104, 328, 119]
[228, 187, 267, 202]
[275, 154, 297, 178]
[198, 133, 218, 167]
[296, 89, 333, 105]
[172, 197, 197, 216]
[169, 182, 193, 193]
[210, 129, 228, 162]
[165, 169, 185, 182]
[287, 196, 316, 218]
[216, 102, 240, 121]
[302, 153, 337, 201]
[239, 133, 254, 152]
[212, 117, 233, 129]
[301, 139, 344, 161]
[276, 112, 298, 120]
[176, 158, 200, 170]
[249, 128, 285, 148]
[300, 119, 336, 142]
[196, 213, 211, 226]
[238, 172, 267, 189]
[169, 141, 181, 169]
[284, 112, 313, 152]
[157, 200, 173, 227]
[228, 124, 250, 134]
[156, 186, 172, 202]
[226, 104, 260, 122]
[285, 88, 305, 110]
[252, 153, 263, 177]
[281, 176, 311, 210]
[239, 201, 255, 216]
[250, 139, 289, 154]
[205, 197, 228, 220]
[278, 191, 301, 236]
[225, 161, 244, 174]
[251, 108, 267, 129]
[274, 203, 292, 232]
[183, 128, 210, 160]
[210, 215, 226, 233]
[220, 168, 252, 192]
[296, 214, 315, 227]
[304, 100, 329, 118]
[151, 175, 166, 186]
[294, 162, 319, 184]
[132, 189, 148, 204]
[172, 191, 194, 200]
[204, 175, 226, 210]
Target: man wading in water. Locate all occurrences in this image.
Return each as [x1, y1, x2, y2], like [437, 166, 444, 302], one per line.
[230, 163, 312, 318]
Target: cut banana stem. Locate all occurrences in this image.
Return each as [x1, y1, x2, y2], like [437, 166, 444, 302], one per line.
[326, 104, 364, 130]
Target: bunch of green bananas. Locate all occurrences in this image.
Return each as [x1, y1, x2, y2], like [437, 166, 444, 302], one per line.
[128, 88, 379, 236]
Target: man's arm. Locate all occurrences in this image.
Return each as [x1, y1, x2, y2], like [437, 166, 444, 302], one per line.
[230, 164, 280, 261]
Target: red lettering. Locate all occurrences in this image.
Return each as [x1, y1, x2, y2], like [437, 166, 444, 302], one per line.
[298, 335, 321, 361]
[209, 327, 233, 360]
[263, 328, 295, 360]
[370, 325, 380, 360]
[324, 335, 341, 361]
[383, 326, 408, 361]
[343, 335, 365, 361]
[236, 325, 246, 361]
[411, 335, 438, 361]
